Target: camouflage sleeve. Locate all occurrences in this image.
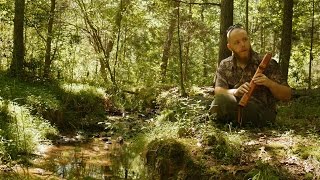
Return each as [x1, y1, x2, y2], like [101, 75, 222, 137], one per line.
[215, 61, 229, 89]
[266, 59, 288, 86]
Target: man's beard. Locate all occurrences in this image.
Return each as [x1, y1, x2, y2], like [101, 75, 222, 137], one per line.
[233, 48, 251, 62]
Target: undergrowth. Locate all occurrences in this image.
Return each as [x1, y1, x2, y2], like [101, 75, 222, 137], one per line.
[134, 86, 320, 179]
[0, 74, 107, 130]
[0, 98, 57, 160]
[0, 74, 108, 162]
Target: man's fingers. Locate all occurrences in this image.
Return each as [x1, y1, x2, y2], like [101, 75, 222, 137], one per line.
[243, 82, 250, 91]
[255, 73, 263, 77]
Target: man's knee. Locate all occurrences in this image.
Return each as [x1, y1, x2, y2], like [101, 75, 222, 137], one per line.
[209, 93, 237, 122]
[212, 93, 237, 106]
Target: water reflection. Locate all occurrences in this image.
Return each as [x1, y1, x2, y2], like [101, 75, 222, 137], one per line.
[29, 137, 147, 179]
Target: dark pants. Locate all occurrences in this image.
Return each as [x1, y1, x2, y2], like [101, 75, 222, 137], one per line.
[209, 94, 276, 127]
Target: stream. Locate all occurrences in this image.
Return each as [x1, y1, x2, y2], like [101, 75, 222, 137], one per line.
[1, 135, 147, 179]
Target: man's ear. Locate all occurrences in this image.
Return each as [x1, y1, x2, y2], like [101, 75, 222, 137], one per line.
[227, 43, 232, 52]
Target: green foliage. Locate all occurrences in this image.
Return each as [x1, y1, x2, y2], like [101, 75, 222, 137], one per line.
[294, 144, 320, 160]
[0, 99, 57, 159]
[156, 87, 212, 119]
[1, 0, 320, 91]
[0, 74, 107, 130]
[245, 161, 288, 180]
[0, 74, 62, 121]
[202, 132, 242, 164]
[115, 85, 160, 113]
[59, 83, 107, 128]
[277, 94, 320, 131]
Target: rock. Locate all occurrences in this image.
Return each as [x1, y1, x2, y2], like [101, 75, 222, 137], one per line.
[116, 136, 124, 144]
[104, 144, 109, 150]
[92, 146, 100, 152]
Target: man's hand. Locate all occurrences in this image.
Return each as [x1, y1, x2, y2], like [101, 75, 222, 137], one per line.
[253, 72, 292, 101]
[234, 82, 250, 97]
[253, 73, 271, 87]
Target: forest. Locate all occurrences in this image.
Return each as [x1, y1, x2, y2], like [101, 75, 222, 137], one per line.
[0, 0, 320, 179]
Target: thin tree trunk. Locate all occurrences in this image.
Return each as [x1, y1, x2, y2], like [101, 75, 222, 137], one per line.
[218, 0, 233, 63]
[184, 2, 192, 83]
[113, 0, 124, 84]
[177, 2, 187, 97]
[279, 0, 293, 82]
[160, 1, 178, 82]
[10, 0, 26, 76]
[245, 0, 249, 32]
[201, 6, 208, 78]
[272, 30, 276, 55]
[308, 0, 314, 90]
[260, 25, 264, 53]
[44, 0, 56, 79]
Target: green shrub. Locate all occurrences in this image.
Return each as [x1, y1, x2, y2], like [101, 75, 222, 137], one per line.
[59, 83, 107, 128]
[0, 99, 57, 159]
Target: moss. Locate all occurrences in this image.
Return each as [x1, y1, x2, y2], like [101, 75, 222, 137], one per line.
[145, 138, 205, 180]
[202, 133, 241, 165]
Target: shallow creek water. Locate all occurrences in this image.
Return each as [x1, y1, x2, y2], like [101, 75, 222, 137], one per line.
[6, 136, 146, 179]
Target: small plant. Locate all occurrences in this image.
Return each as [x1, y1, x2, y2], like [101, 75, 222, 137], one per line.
[245, 161, 288, 180]
[202, 132, 242, 164]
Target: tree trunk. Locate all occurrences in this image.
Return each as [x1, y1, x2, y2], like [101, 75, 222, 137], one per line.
[279, 0, 293, 82]
[113, 0, 123, 84]
[308, 0, 314, 90]
[43, 0, 56, 79]
[160, 1, 178, 82]
[184, 2, 192, 83]
[245, 0, 249, 32]
[177, 2, 187, 97]
[260, 25, 264, 53]
[218, 0, 233, 63]
[272, 30, 276, 55]
[201, 6, 208, 78]
[10, 0, 25, 76]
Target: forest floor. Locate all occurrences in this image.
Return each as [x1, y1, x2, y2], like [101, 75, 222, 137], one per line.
[0, 74, 320, 179]
[120, 87, 320, 179]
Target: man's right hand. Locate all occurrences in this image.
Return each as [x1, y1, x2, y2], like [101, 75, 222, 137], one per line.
[234, 82, 250, 97]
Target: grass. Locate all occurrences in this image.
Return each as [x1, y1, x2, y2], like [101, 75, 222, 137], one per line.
[0, 98, 57, 160]
[0, 73, 109, 163]
[0, 73, 107, 130]
[134, 87, 320, 179]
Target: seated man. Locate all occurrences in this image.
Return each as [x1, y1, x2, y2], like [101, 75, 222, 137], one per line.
[210, 24, 292, 127]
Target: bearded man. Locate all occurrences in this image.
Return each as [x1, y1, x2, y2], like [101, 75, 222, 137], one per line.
[211, 24, 292, 127]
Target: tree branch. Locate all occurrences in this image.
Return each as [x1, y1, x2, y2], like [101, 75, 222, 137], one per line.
[174, 0, 220, 6]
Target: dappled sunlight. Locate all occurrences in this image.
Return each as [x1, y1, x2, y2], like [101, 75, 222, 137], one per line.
[60, 83, 106, 96]
[0, 98, 57, 158]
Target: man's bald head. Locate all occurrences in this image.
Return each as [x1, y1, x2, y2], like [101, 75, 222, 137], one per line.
[226, 24, 247, 42]
[226, 24, 251, 61]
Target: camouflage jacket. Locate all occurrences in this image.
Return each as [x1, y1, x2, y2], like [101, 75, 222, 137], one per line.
[215, 51, 288, 111]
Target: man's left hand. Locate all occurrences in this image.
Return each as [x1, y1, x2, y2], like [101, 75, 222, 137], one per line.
[253, 73, 272, 87]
